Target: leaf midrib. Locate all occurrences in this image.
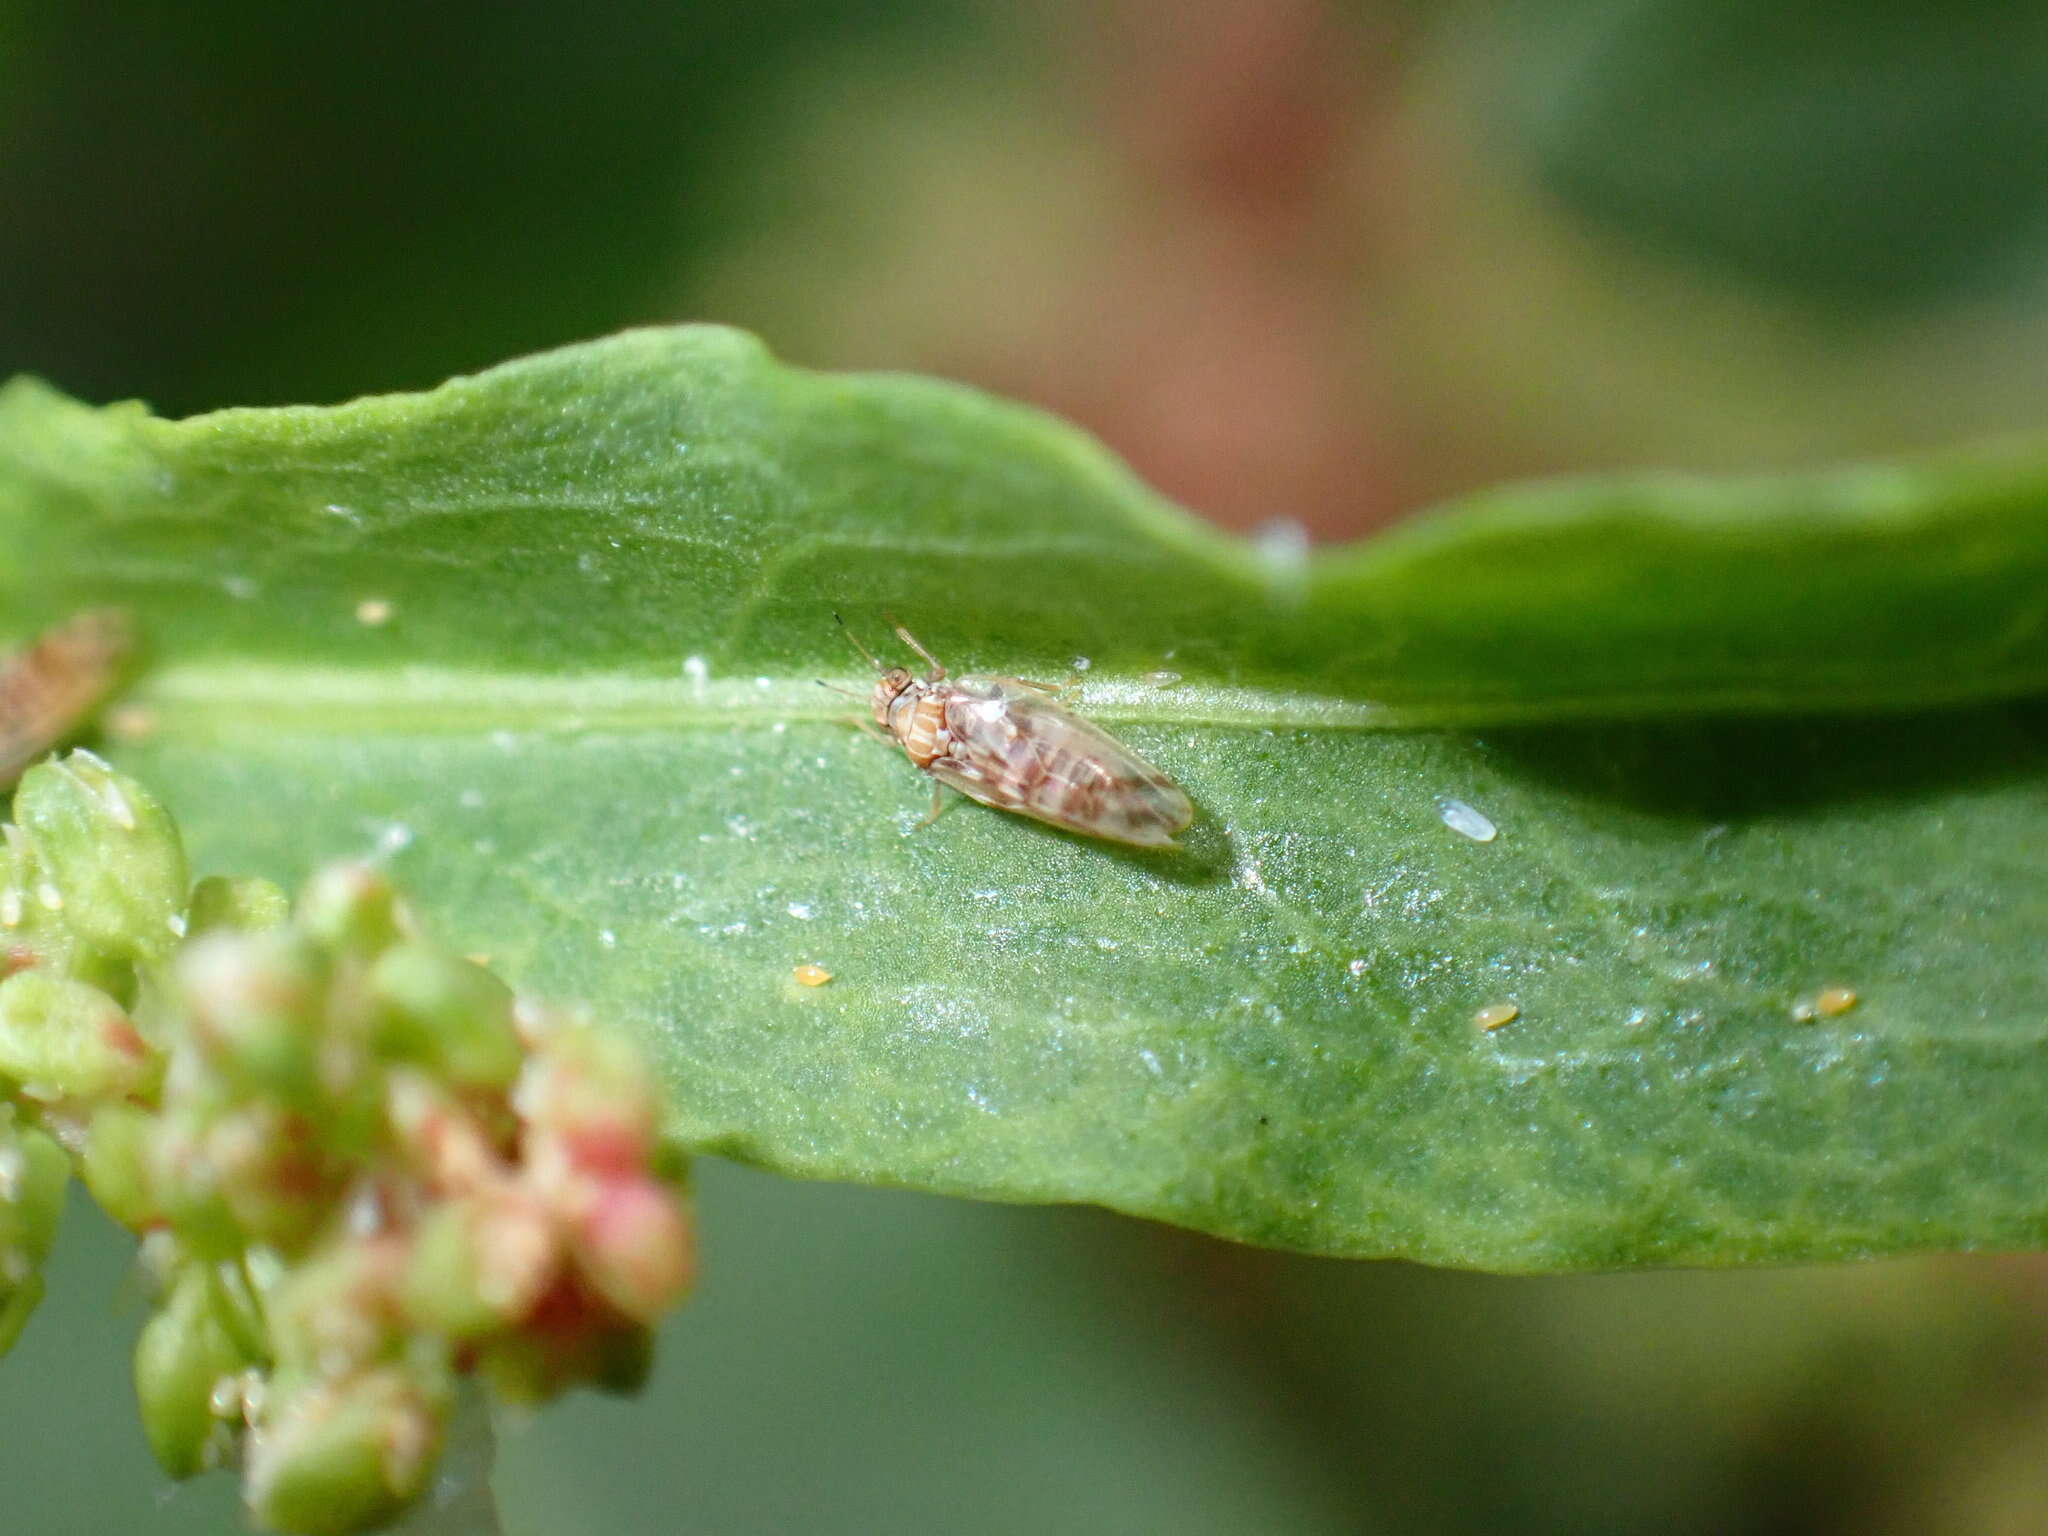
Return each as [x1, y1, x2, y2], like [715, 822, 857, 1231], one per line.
[129, 662, 2048, 738]
[129, 663, 1403, 736]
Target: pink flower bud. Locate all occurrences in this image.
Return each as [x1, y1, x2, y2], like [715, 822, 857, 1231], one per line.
[574, 1177, 693, 1324]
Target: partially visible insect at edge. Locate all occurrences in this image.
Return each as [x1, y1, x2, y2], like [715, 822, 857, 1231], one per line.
[0, 609, 134, 787]
[826, 616, 1194, 849]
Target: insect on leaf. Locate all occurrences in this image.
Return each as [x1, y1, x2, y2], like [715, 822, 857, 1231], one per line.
[848, 621, 1193, 848]
[3, 328, 2047, 1270]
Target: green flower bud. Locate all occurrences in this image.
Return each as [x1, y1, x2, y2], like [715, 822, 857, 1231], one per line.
[0, 1115, 66, 1355]
[80, 1102, 160, 1230]
[187, 875, 290, 937]
[267, 1236, 410, 1381]
[175, 930, 329, 1104]
[10, 752, 187, 968]
[0, 823, 99, 985]
[368, 942, 522, 1092]
[146, 1100, 253, 1259]
[0, 1269, 43, 1357]
[134, 1264, 261, 1478]
[0, 971, 156, 1103]
[404, 1187, 560, 1340]
[202, 1102, 346, 1257]
[150, 1038, 353, 1258]
[0, 1116, 68, 1258]
[245, 1366, 447, 1536]
[295, 864, 407, 958]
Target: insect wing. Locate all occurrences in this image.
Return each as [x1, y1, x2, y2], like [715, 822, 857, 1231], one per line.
[934, 679, 1192, 847]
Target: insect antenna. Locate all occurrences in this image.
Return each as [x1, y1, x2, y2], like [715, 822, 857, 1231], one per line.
[815, 679, 865, 699]
[834, 612, 885, 672]
[882, 614, 945, 678]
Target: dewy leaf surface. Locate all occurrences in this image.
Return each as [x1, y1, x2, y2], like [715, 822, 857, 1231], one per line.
[2, 327, 2046, 1269]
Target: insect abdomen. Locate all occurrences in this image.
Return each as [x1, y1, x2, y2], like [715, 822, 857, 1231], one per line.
[1025, 752, 1190, 846]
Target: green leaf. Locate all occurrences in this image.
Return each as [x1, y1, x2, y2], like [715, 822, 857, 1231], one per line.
[3, 326, 2046, 1270]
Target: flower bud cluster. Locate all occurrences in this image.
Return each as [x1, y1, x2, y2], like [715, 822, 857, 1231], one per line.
[0, 752, 694, 1534]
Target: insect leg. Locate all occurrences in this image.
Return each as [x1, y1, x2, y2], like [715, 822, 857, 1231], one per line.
[917, 780, 949, 827]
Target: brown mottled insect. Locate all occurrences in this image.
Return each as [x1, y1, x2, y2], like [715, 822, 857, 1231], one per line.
[0, 610, 133, 786]
[833, 617, 1193, 848]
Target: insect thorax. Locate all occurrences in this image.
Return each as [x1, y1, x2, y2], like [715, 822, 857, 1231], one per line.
[877, 677, 948, 768]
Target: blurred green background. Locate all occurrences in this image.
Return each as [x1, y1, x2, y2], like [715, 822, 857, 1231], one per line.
[7, 1, 2048, 1530]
